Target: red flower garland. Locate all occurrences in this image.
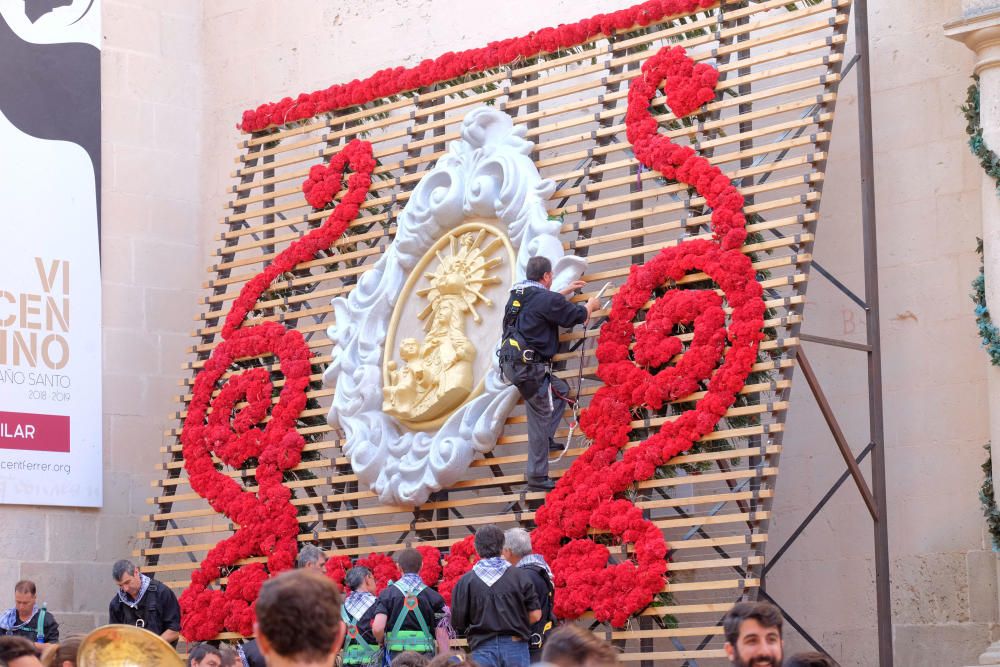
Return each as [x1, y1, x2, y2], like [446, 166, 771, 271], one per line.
[179, 139, 376, 640]
[239, 0, 717, 132]
[356, 553, 403, 593]
[417, 545, 444, 587]
[438, 535, 478, 605]
[325, 555, 354, 593]
[323, 548, 443, 592]
[531, 45, 765, 627]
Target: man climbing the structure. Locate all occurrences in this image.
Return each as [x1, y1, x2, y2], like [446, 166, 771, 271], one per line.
[499, 256, 599, 490]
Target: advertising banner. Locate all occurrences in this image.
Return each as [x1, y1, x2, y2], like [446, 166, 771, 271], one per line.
[0, 0, 101, 507]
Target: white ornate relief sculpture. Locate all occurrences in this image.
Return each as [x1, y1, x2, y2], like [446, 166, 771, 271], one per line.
[324, 107, 586, 506]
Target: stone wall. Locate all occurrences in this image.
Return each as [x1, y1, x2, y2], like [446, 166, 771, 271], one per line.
[0, 0, 203, 635]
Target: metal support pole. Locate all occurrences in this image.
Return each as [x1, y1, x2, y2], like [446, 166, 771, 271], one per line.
[853, 1, 893, 664]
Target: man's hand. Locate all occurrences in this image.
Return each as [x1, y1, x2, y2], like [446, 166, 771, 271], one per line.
[558, 279, 587, 296]
[435, 626, 451, 655]
[161, 629, 179, 645]
[584, 296, 600, 321]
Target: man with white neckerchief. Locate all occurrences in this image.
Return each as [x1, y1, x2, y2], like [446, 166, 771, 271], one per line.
[451, 525, 540, 667]
[0, 581, 58, 650]
[498, 256, 599, 491]
[339, 567, 380, 666]
[502, 528, 555, 664]
[108, 559, 180, 646]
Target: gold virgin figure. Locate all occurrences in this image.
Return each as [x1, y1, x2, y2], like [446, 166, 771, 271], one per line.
[383, 228, 504, 424]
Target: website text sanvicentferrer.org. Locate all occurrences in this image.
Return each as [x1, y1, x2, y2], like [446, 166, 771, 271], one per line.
[0, 459, 71, 474]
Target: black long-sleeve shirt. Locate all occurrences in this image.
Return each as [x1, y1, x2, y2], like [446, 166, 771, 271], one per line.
[451, 568, 540, 651]
[108, 581, 181, 645]
[374, 584, 446, 635]
[504, 285, 588, 361]
[519, 563, 554, 645]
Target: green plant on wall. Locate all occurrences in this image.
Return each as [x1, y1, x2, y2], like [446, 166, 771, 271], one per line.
[982, 444, 1000, 551]
[964, 76, 1000, 550]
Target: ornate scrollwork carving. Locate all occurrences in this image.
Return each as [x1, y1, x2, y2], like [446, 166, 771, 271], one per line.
[325, 108, 585, 506]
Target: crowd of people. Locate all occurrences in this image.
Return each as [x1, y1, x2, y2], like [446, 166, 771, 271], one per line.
[0, 525, 840, 666]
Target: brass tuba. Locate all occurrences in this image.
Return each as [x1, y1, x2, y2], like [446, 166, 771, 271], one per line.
[77, 625, 184, 667]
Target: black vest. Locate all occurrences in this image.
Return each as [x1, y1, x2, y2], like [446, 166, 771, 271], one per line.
[115, 583, 166, 636]
[521, 563, 555, 643]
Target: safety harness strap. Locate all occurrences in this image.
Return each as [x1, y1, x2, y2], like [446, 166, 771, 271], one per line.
[387, 581, 434, 654]
[339, 605, 377, 665]
[499, 287, 546, 364]
[35, 605, 45, 643]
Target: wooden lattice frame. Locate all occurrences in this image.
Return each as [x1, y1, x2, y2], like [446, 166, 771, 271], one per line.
[141, 0, 852, 662]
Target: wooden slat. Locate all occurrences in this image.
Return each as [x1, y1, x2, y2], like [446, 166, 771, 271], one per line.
[227, 33, 842, 196]
[223, 72, 835, 217]
[220, 107, 830, 237]
[234, 0, 838, 150]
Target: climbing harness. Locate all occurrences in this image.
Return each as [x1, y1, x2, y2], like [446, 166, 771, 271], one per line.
[385, 580, 435, 655]
[340, 599, 378, 666]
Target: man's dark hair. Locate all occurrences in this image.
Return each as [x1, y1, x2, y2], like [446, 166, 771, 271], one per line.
[722, 601, 784, 646]
[13, 581, 35, 596]
[389, 651, 430, 667]
[0, 636, 38, 662]
[344, 566, 371, 592]
[473, 525, 505, 559]
[396, 548, 423, 575]
[111, 559, 136, 581]
[785, 652, 840, 667]
[188, 644, 222, 667]
[256, 569, 343, 662]
[541, 625, 618, 666]
[525, 256, 552, 282]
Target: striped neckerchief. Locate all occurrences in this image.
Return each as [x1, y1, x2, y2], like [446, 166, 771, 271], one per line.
[512, 280, 548, 291]
[472, 557, 510, 587]
[516, 553, 553, 578]
[117, 574, 151, 609]
[344, 590, 377, 621]
[0, 605, 37, 632]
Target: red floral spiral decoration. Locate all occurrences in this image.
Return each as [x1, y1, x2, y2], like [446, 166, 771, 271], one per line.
[179, 140, 376, 640]
[531, 45, 766, 627]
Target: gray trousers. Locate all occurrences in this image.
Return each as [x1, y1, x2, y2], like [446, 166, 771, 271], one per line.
[501, 362, 569, 481]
